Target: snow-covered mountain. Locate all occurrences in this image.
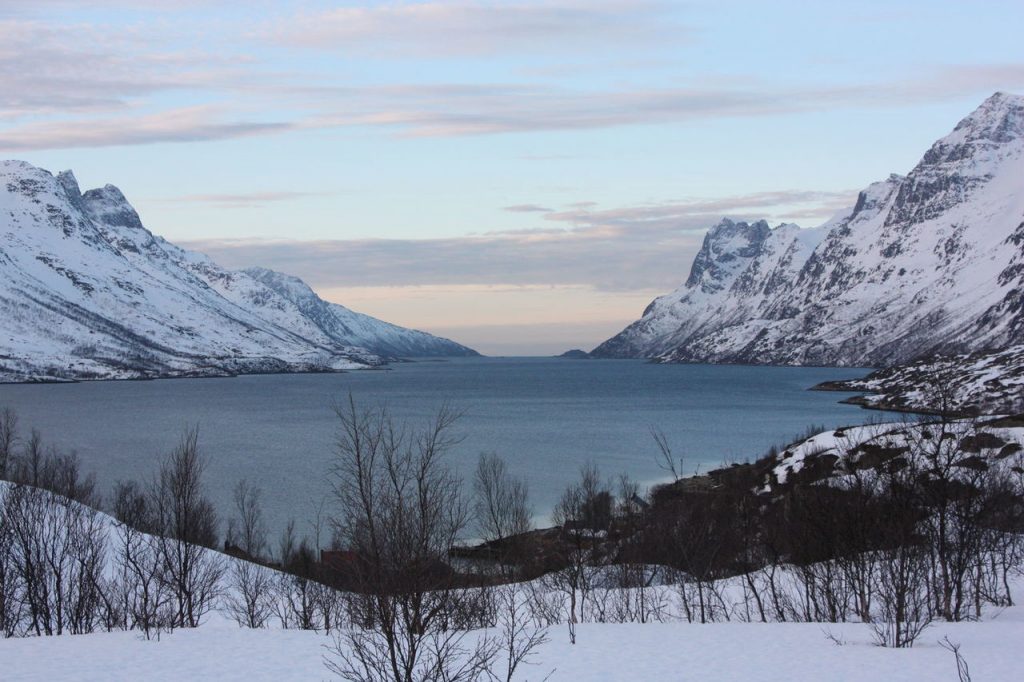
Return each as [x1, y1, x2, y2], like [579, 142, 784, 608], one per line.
[0, 161, 476, 382]
[592, 92, 1024, 367]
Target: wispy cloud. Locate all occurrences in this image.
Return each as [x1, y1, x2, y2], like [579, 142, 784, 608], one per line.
[542, 190, 856, 234]
[0, 106, 290, 151]
[270, 1, 679, 57]
[300, 66, 1024, 138]
[0, 19, 253, 121]
[2, 4, 1022, 151]
[503, 204, 553, 213]
[179, 188, 856, 294]
[155, 190, 328, 209]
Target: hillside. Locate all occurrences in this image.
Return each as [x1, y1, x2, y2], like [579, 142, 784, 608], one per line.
[0, 161, 476, 382]
[593, 92, 1024, 367]
[814, 345, 1024, 415]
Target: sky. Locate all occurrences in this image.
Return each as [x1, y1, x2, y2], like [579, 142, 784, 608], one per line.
[2, 1, 1024, 355]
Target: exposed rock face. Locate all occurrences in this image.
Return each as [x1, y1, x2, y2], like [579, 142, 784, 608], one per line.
[592, 93, 1024, 367]
[0, 161, 476, 382]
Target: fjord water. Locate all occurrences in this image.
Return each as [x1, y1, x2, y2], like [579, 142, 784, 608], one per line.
[0, 358, 895, 536]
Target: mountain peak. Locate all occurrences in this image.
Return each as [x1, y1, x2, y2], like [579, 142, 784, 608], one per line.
[81, 183, 145, 230]
[945, 90, 1024, 146]
[684, 218, 771, 292]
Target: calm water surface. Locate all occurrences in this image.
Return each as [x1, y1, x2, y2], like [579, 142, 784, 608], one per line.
[0, 358, 898, 536]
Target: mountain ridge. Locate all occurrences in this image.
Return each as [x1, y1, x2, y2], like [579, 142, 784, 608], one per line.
[0, 160, 476, 382]
[592, 92, 1024, 367]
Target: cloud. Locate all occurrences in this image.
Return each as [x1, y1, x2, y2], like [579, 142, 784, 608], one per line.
[0, 106, 291, 151]
[3, 4, 1022, 151]
[299, 66, 1024, 138]
[0, 19, 252, 120]
[178, 187, 856, 294]
[303, 85, 795, 137]
[542, 190, 855, 233]
[503, 204, 553, 213]
[154, 190, 328, 209]
[271, 1, 678, 58]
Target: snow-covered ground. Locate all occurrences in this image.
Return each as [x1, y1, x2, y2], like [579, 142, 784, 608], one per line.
[816, 345, 1024, 415]
[761, 419, 1024, 492]
[2, 588, 1023, 681]
[3, 417, 1024, 681]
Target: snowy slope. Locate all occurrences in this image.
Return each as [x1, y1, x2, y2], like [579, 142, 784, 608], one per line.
[815, 344, 1024, 414]
[4, 473, 1024, 681]
[243, 267, 478, 358]
[3, 470, 1024, 681]
[593, 92, 1024, 367]
[758, 418, 1024, 493]
[0, 161, 476, 382]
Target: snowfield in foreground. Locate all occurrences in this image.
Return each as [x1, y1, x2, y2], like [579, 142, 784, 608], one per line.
[2, 597, 1023, 681]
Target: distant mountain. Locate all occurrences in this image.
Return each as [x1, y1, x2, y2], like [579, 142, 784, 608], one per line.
[0, 161, 476, 382]
[593, 92, 1024, 367]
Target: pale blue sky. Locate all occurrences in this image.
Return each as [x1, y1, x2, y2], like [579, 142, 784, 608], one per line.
[3, 1, 1023, 354]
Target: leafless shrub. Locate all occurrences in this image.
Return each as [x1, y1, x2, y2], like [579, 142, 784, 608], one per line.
[0, 407, 17, 480]
[325, 398, 496, 682]
[150, 428, 224, 629]
[110, 481, 172, 638]
[939, 637, 972, 682]
[2, 483, 107, 636]
[224, 480, 275, 629]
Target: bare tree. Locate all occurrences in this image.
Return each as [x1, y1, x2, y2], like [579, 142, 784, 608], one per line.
[224, 480, 274, 629]
[110, 481, 171, 638]
[15, 430, 45, 488]
[472, 453, 548, 680]
[474, 453, 532, 573]
[547, 464, 610, 643]
[325, 397, 496, 682]
[651, 427, 684, 482]
[0, 407, 17, 480]
[3, 481, 107, 636]
[0, 484, 23, 636]
[150, 428, 224, 629]
[226, 480, 268, 558]
[488, 585, 550, 682]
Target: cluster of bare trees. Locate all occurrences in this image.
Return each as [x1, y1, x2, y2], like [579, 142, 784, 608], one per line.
[0, 413, 226, 639]
[3, 389, 1023, 682]
[617, 415, 1024, 648]
[0, 408, 108, 637]
[323, 399, 551, 682]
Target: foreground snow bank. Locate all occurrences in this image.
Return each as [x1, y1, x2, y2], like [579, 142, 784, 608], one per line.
[2, 603, 1024, 681]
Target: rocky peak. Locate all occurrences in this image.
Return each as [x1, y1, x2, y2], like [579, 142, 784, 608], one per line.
[920, 92, 1024, 167]
[684, 218, 771, 293]
[81, 183, 145, 230]
[56, 170, 86, 212]
[245, 266, 323, 309]
[885, 93, 1024, 231]
[951, 91, 1024, 144]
